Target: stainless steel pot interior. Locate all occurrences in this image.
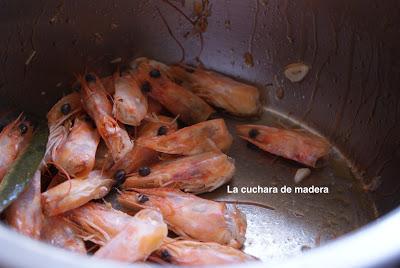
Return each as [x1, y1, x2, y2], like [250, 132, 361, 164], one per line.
[0, 0, 399, 266]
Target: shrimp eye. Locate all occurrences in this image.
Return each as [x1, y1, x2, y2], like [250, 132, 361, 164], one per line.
[138, 166, 151, 177]
[85, 73, 96, 83]
[141, 81, 152, 93]
[114, 169, 126, 186]
[137, 194, 149, 203]
[18, 123, 28, 135]
[61, 103, 71, 115]
[185, 67, 195, 73]
[160, 250, 172, 262]
[149, 69, 161, 78]
[157, 126, 168, 136]
[248, 128, 259, 139]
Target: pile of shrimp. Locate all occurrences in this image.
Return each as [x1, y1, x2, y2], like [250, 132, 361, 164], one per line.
[0, 57, 330, 265]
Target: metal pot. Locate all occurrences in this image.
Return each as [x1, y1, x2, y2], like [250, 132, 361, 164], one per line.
[0, 0, 399, 267]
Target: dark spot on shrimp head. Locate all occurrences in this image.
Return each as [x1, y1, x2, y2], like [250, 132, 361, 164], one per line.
[160, 249, 172, 262]
[85, 73, 96, 83]
[138, 166, 151, 177]
[114, 169, 126, 186]
[137, 194, 149, 203]
[149, 69, 161, 78]
[157, 126, 168, 136]
[141, 81, 152, 93]
[60, 103, 71, 115]
[248, 128, 259, 139]
[18, 123, 28, 135]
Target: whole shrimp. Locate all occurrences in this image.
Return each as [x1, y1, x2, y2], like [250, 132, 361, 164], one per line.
[152, 238, 257, 265]
[94, 209, 168, 263]
[169, 64, 261, 117]
[236, 124, 331, 167]
[122, 152, 235, 194]
[111, 115, 178, 175]
[130, 57, 214, 125]
[0, 115, 33, 181]
[42, 170, 113, 216]
[79, 72, 133, 162]
[52, 116, 100, 178]
[66, 202, 132, 245]
[41, 216, 86, 254]
[112, 72, 148, 126]
[118, 188, 247, 248]
[5, 170, 42, 239]
[138, 118, 232, 155]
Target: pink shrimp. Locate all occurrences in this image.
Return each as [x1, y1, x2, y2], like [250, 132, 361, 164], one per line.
[112, 73, 148, 126]
[0, 115, 33, 181]
[169, 64, 261, 116]
[122, 152, 235, 194]
[66, 202, 132, 245]
[41, 216, 86, 254]
[236, 124, 331, 167]
[79, 72, 133, 162]
[138, 118, 232, 155]
[94, 209, 168, 262]
[53, 116, 100, 178]
[130, 57, 214, 125]
[118, 188, 247, 248]
[5, 170, 42, 239]
[152, 239, 257, 265]
[42, 170, 113, 216]
[111, 115, 178, 175]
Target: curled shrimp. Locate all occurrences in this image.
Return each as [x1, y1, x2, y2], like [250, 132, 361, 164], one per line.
[236, 124, 331, 167]
[112, 72, 148, 126]
[5, 170, 42, 239]
[41, 216, 86, 254]
[42, 170, 113, 216]
[138, 118, 232, 155]
[122, 152, 235, 194]
[152, 239, 257, 265]
[66, 202, 132, 245]
[94, 209, 168, 262]
[169, 64, 261, 117]
[130, 57, 214, 125]
[53, 116, 100, 178]
[118, 188, 247, 248]
[79, 72, 133, 162]
[0, 115, 33, 181]
[111, 115, 178, 175]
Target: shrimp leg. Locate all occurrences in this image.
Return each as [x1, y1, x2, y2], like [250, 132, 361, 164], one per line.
[118, 188, 247, 248]
[122, 152, 235, 194]
[236, 124, 331, 167]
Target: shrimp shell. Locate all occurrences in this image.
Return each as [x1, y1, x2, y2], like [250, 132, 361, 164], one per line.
[0, 116, 33, 181]
[66, 202, 132, 245]
[122, 152, 235, 194]
[152, 239, 257, 265]
[112, 73, 148, 126]
[5, 170, 42, 239]
[79, 72, 133, 162]
[41, 216, 86, 254]
[53, 116, 100, 178]
[169, 64, 261, 117]
[236, 124, 331, 167]
[138, 118, 232, 156]
[94, 209, 168, 262]
[42, 170, 113, 216]
[118, 188, 247, 248]
[130, 57, 214, 125]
